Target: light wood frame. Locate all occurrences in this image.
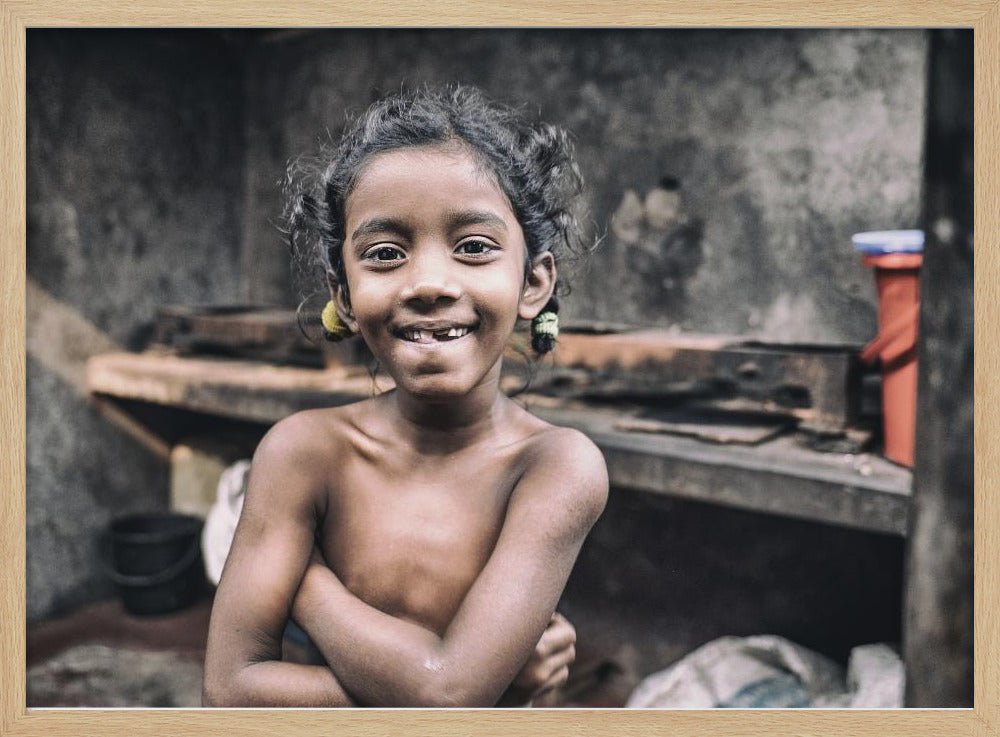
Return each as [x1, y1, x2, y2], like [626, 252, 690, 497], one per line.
[2, 2, 996, 735]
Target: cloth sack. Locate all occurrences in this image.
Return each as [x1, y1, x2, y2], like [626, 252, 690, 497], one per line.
[625, 635, 904, 708]
[200, 459, 251, 586]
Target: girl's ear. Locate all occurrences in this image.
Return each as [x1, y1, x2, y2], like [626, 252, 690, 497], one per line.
[518, 252, 556, 320]
[326, 270, 358, 332]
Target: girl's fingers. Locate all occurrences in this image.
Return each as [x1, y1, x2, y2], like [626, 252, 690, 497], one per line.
[537, 612, 576, 659]
[523, 643, 575, 692]
[513, 612, 578, 690]
[514, 641, 576, 690]
[540, 643, 575, 681]
[534, 665, 571, 698]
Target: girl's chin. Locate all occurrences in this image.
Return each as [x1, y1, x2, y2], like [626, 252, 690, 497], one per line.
[381, 361, 504, 402]
[374, 342, 504, 399]
[392, 375, 484, 401]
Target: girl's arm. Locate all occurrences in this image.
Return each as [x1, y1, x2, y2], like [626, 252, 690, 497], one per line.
[291, 427, 608, 707]
[202, 414, 359, 707]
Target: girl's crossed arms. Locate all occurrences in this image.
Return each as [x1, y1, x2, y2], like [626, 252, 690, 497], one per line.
[203, 409, 607, 707]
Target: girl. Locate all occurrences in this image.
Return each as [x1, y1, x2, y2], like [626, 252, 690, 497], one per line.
[202, 85, 608, 707]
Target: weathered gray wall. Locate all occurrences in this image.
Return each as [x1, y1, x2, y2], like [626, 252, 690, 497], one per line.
[26, 30, 246, 622]
[243, 29, 927, 343]
[904, 29, 974, 707]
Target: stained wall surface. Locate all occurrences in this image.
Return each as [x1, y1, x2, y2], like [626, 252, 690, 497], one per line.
[243, 29, 928, 343]
[26, 30, 246, 621]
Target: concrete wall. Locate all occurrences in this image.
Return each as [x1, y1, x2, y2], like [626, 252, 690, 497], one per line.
[904, 29, 974, 707]
[242, 29, 927, 343]
[26, 30, 246, 622]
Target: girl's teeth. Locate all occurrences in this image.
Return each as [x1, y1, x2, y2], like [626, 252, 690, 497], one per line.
[403, 327, 471, 342]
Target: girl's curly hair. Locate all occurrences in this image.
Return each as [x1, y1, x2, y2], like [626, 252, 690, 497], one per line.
[283, 84, 591, 310]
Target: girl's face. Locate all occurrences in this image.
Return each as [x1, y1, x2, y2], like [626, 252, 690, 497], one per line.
[334, 144, 554, 400]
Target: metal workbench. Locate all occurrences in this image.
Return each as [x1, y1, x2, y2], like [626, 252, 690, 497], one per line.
[87, 350, 912, 537]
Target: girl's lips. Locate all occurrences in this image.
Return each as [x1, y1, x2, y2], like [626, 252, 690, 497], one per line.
[400, 326, 472, 342]
[392, 322, 479, 345]
[396, 326, 477, 346]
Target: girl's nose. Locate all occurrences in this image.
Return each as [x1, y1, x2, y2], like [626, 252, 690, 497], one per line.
[399, 250, 462, 304]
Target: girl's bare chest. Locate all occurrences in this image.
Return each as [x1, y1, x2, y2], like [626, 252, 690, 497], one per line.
[320, 459, 517, 633]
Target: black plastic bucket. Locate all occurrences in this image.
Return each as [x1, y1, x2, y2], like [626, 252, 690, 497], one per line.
[105, 513, 207, 616]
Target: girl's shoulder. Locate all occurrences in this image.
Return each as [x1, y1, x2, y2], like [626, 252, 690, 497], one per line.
[255, 402, 368, 469]
[507, 399, 599, 456]
[498, 405, 609, 542]
[508, 404, 609, 507]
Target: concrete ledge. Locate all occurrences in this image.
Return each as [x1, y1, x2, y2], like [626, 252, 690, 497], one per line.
[88, 351, 912, 537]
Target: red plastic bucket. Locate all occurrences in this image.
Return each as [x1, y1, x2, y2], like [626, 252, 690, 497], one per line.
[854, 232, 923, 467]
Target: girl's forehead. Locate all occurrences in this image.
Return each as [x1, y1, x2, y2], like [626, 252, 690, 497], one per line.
[346, 144, 516, 220]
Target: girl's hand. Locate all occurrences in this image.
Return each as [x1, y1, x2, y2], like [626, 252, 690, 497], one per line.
[499, 612, 576, 706]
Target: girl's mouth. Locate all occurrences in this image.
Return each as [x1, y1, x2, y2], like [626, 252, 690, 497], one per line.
[396, 326, 476, 345]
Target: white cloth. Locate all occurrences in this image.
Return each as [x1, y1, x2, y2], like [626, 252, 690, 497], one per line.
[626, 635, 904, 708]
[200, 459, 251, 586]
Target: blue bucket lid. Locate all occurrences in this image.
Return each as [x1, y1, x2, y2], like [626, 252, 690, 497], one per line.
[852, 229, 924, 255]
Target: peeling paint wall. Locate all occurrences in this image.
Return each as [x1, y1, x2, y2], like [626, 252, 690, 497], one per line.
[243, 29, 927, 344]
[26, 30, 246, 622]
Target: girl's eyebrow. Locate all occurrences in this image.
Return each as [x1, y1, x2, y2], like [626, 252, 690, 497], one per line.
[350, 211, 509, 243]
[445, 209, 509, 234]
[350, 217, 412, 242]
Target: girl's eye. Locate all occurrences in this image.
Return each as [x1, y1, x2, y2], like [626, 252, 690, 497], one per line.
[456, 240, 497, 257]
[364, 245, 405, 262]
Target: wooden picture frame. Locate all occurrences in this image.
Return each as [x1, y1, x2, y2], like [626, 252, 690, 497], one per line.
[2, 2, 996, 735]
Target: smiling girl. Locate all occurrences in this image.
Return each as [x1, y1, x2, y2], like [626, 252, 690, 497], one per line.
[202, 85, 608, 707]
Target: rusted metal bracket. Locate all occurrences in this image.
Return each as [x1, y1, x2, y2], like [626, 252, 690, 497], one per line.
[513, 329, 863, 429]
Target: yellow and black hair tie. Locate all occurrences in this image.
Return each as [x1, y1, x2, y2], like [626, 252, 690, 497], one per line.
[321, 300, 353, 342]
[530, 295, 559, 354]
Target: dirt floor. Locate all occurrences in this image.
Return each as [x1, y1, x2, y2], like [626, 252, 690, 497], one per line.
[27, 596, 212, 708]
[26, 593, 630, 708]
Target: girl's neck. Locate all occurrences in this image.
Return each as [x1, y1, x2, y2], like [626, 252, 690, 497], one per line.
[386, 380, 508, 455]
